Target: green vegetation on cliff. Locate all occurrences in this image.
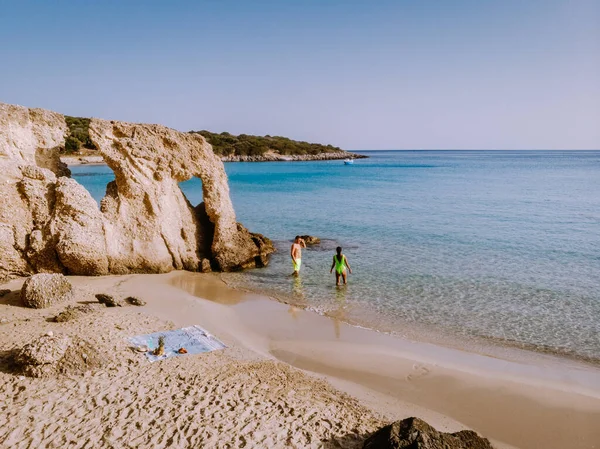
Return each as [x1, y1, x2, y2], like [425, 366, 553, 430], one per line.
[59, 117, 345, 158]
[190, 130, 343, 157]
[63, 116, 96, 153]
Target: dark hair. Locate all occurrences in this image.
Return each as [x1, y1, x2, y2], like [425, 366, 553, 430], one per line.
[336, 246, 342, 255]
[295, 235, 300, 240]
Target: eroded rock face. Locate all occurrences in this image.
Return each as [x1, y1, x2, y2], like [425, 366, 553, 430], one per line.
[363, 417, 493, 449]
[20, 273, 73, 309]
[0, 102, 273, 280]
[88, 118, 273, 272]
[0, 102, 69, 176]
[0, 104, 69, 282]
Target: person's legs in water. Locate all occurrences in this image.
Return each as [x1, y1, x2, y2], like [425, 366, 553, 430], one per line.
[292, 258, 301, 276]
[341, 269, 347, 285]
[335, 271, 341, 286]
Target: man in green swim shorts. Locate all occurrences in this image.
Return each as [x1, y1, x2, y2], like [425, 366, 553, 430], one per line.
[290, 236, 306, 276]
[330, 246, 352, 285]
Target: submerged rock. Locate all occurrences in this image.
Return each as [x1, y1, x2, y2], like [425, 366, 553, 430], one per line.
[0, 102, 274, 280]
[20, 273, 72, 309]
[363, 417, 493, 449]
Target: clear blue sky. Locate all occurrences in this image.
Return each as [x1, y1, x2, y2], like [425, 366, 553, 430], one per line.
[1, 0, 598, 149]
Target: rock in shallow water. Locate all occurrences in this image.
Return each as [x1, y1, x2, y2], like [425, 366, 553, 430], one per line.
[299, 235, 321, 245]
[363, 417, 493, 449]
[20, 273, 72, 309]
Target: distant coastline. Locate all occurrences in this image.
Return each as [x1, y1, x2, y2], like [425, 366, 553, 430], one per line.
[61, 151, 367, 165]
[220, 150, 367, 162]
[60, 120, 367, 164]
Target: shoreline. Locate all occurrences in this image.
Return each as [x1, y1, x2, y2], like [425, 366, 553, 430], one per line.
[1, 271, 599, 448]
[171, 272, 600, 393]
[218, 272, 600, 369]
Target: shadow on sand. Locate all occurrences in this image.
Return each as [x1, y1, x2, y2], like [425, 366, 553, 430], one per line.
[321, 430, 373, 449]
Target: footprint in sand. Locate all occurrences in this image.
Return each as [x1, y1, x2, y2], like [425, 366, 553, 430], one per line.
[405, 363, 431, 381]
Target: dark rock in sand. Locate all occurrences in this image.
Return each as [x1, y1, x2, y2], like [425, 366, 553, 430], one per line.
[363, 417, 493, 449]
[300, 235, 321, 245]
[124, 296, 146, 306]
[95, 293, 122, 307]
[0, 289, 11, 297]
[53, 305, 94, 322]
[13, 333, 108, 377]
[20, 273, 72, 309]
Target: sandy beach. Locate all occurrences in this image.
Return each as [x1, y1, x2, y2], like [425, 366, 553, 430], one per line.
[1, 272, 599, 449]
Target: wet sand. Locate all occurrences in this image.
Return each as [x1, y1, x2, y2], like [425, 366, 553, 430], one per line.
[1, 271, 599, 448]
[170, 272, 600, 449]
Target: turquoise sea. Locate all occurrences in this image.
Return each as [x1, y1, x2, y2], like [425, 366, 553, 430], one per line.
[72, 151, 600, 362]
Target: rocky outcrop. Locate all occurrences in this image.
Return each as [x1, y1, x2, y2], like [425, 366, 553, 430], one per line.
[300, 235, 321, 245]
[363, 417, 493, 449]
[61, 152, 369, 165]
[221, 151, 368, 162]
[0, 103, 70, 176]
[88, 118, 273, 272]
[14, 333, 108, 377]
[0, 102, 274, 281]
[20, 273, 73, 309]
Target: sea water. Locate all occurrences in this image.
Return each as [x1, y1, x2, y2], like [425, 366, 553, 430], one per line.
[71, 151, 600, 362]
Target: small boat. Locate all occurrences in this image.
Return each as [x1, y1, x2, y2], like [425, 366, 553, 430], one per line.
[343, 158, 354, 165]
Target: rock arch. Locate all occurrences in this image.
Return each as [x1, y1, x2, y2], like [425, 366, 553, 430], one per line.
[0, 102, 273, 282]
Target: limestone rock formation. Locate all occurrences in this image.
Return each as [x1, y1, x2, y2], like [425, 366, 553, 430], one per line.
[14, 333, 108, 377]
[20, 273, 73, 309]
[52, 177, 109, 275]
[0, 102, 69, 176]
[0, 102, 273, 281]
[88, 118, 273, 272]
[363, 417, 493, 449]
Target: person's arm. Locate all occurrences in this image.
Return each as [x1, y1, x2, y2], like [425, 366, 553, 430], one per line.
[291, 245, 297, 263]
[300, 238, 306, 248]
[330, 256, 336, 273]
[344, 256, 352, 274]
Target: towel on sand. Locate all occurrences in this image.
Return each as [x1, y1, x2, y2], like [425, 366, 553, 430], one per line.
[129, 325, 226, 362]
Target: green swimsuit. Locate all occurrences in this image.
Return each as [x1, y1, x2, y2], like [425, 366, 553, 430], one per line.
[334, 255, 346, 274]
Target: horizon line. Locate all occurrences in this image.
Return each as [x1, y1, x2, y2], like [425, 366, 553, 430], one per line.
[350, 148, 600, 152]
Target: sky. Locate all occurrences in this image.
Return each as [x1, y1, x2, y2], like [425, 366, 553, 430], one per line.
[0, 0, 598, 150]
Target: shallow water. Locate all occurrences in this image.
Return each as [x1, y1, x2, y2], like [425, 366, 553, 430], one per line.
[71, 151, 600, 361]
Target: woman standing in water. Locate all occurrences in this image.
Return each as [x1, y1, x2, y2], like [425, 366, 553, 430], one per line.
[330, 246, 352, 285]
